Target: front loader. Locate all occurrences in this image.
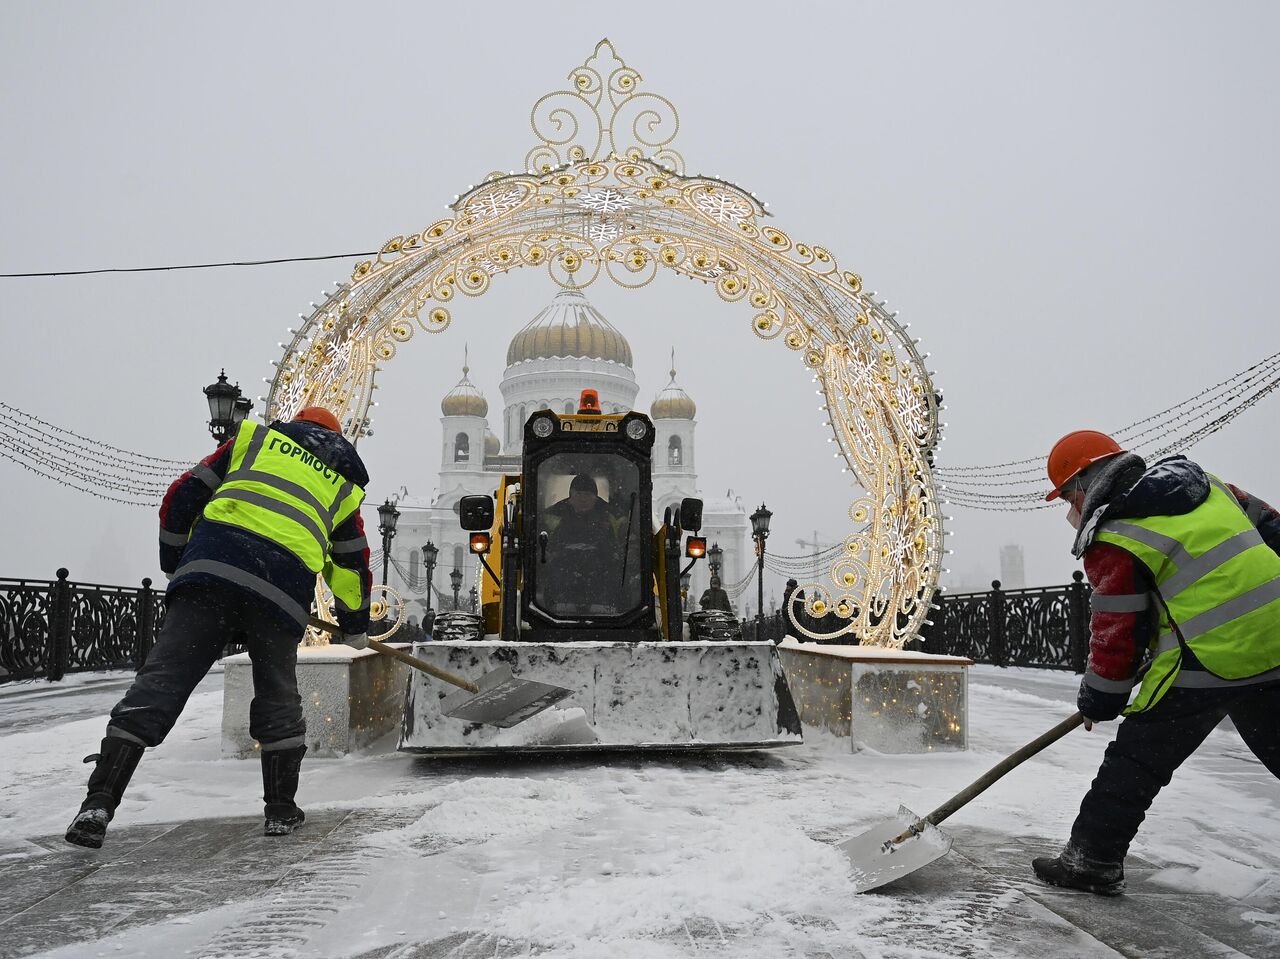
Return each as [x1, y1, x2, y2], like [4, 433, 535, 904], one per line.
[398, 391, 803, 754]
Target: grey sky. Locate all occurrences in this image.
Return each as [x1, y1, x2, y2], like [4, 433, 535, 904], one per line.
[2, 2, 1277, 601]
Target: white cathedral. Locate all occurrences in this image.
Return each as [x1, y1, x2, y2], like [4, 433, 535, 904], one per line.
[385, 286, 752, 626]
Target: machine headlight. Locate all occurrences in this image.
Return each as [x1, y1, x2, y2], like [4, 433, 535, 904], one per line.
[531, 416, 556, 439]
[625, 418, 648, 441]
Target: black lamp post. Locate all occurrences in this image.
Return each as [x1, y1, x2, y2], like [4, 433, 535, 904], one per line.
[469, 583, 478, 613]
[377, 499, 400, 587]
[204, 370, 251, 446]
[708, 542, 723, 578]
[750, 502, 772, 624]
[450, 566, 463, 609]
[233, 395, 253, 429]
[422, 540, 438, 612]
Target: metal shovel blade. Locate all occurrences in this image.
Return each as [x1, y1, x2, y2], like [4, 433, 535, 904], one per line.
[439, 665, 576, 728]
[838, 805, 953, 893]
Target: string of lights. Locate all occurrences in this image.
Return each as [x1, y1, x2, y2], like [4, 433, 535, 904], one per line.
[0, 419, 174, 492]
[938, 356, 1280, 510]
[0, 400, 192, 469]
[0, 412, 188, 480]
[762, 541, 846, 565]
[941, 374, 1277, 505]
[0, 425, 169, 498]
[724, 560, 760, 600]
[941, 364, 1280, 485]
[937, 349, 1280, 479]
[0, 448, 160, 508]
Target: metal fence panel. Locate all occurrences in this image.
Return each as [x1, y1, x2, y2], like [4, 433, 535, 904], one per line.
[924, 573, 1091, 671]
[0, 571, 167, 684]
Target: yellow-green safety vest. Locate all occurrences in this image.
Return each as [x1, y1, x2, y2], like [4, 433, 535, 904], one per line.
[1095, 477, 1280, 713]
[202, 421, 366, 612]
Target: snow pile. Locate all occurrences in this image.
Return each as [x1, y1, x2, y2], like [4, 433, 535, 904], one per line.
[490, 803, 854, 943]
[364, 776, 603, 851]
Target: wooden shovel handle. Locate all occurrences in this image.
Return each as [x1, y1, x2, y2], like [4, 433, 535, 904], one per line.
[889, 660, 1154, 846]
[307, 616, 479, 693]
[923, 711, 1085, 829]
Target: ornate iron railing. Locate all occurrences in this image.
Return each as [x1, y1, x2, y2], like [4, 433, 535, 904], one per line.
[921, 572, 1091, 671]
[0, 570, 166, 683]
[739, 611, 788, 645]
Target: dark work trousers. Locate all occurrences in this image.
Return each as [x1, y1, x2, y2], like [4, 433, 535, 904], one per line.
[108, 580, 305, 748]
[1071, 679, 1280, 862]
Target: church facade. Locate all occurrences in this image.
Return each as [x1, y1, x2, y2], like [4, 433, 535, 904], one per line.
[385, 286, 751, 628]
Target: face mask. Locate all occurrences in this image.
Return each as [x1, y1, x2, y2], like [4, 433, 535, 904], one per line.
[1066, 503, 1082, 529]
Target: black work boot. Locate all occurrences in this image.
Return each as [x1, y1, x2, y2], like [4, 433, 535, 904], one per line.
[261, 744, 307, 836]
[1032, 839, 1125, 896]
[65, 736, 146, 849]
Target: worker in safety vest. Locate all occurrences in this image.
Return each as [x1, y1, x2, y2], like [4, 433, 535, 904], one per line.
[1032, 430, 1280, 894]
[65, 407, 373, 848]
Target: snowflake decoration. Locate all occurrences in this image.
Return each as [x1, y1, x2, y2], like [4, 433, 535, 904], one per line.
[586, 221, 622, 242]
[694, 190, 753, 223]
[463, 188, 526, 220]
[578, 189, 632, 214]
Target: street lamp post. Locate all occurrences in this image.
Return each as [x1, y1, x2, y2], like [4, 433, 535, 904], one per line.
[377, 499, 400, 587]
[203, 370, 252, 446]
[450, 566, 462, 609]
[422, 540, 438, 612]
[469, 583, 478, 612]
[750, 503, 773, 627]
[708, 542, 722, 579]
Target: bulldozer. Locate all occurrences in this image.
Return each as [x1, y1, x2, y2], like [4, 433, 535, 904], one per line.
[398, 390, 803, 753]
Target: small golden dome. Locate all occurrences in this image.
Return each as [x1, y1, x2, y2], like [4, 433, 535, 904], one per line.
[506, 288, 634, 368]
[441, 360, 488, 418]
[484, 430, 501, 456]
[651, 353, 696, 420]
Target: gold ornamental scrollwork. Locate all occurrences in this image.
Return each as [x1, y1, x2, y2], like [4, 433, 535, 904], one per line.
[269, 43, 943, 649]
[526, 39, 683, 175]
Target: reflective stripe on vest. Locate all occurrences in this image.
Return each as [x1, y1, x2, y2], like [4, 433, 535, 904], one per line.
[1096, 477, 1280, 713]
[172, 558, 310, 627]
[201, 421, 365, 575]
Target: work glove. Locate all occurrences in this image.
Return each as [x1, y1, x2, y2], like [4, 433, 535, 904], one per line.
[339, 632, 369, 650]
[1077, 681, 1127, 728]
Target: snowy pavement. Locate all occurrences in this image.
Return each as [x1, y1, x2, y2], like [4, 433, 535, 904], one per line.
[0, 666, 1277, 958]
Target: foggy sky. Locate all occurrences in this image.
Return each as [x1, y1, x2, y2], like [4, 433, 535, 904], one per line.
[2, 1, 1278, 602]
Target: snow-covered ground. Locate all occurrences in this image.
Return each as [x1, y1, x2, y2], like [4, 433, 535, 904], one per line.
[1, 665, 1276, 958]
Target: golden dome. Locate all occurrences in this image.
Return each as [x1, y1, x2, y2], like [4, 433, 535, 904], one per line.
[651, 354, 696, 420]
[441, 360, 488, 418]
[484, 429, 501, 456]
[506, 288, 633, 368]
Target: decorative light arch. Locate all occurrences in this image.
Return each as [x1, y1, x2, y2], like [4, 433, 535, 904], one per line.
[268, 40, 944, 647]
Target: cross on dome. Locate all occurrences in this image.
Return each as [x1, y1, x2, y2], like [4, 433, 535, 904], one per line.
[441, 346, 488, 417]
[650, 348, 696, 420]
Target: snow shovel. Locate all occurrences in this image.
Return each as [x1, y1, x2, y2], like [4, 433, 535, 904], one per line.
[839, 709, 1090, 892]
[307, 616, 575, 727]
[841, 660, 1155, 892]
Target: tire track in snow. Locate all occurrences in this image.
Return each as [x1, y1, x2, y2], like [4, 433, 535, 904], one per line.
[193, 810, 400, 959]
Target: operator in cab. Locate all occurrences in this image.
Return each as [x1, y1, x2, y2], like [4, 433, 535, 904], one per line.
[541, 473, 623, 614]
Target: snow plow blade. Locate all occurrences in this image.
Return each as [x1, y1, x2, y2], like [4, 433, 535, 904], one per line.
[399, 641, 803, 754]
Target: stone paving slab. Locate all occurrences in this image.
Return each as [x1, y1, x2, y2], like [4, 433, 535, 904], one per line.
[874, 824, 1280, 959]
[1, 813, 1276, 958]
[0, 812, 350, 958]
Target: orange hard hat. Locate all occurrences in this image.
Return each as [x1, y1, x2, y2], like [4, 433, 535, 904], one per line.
[293, 406, 342, 433]
[1045, 430, 1123, 501]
